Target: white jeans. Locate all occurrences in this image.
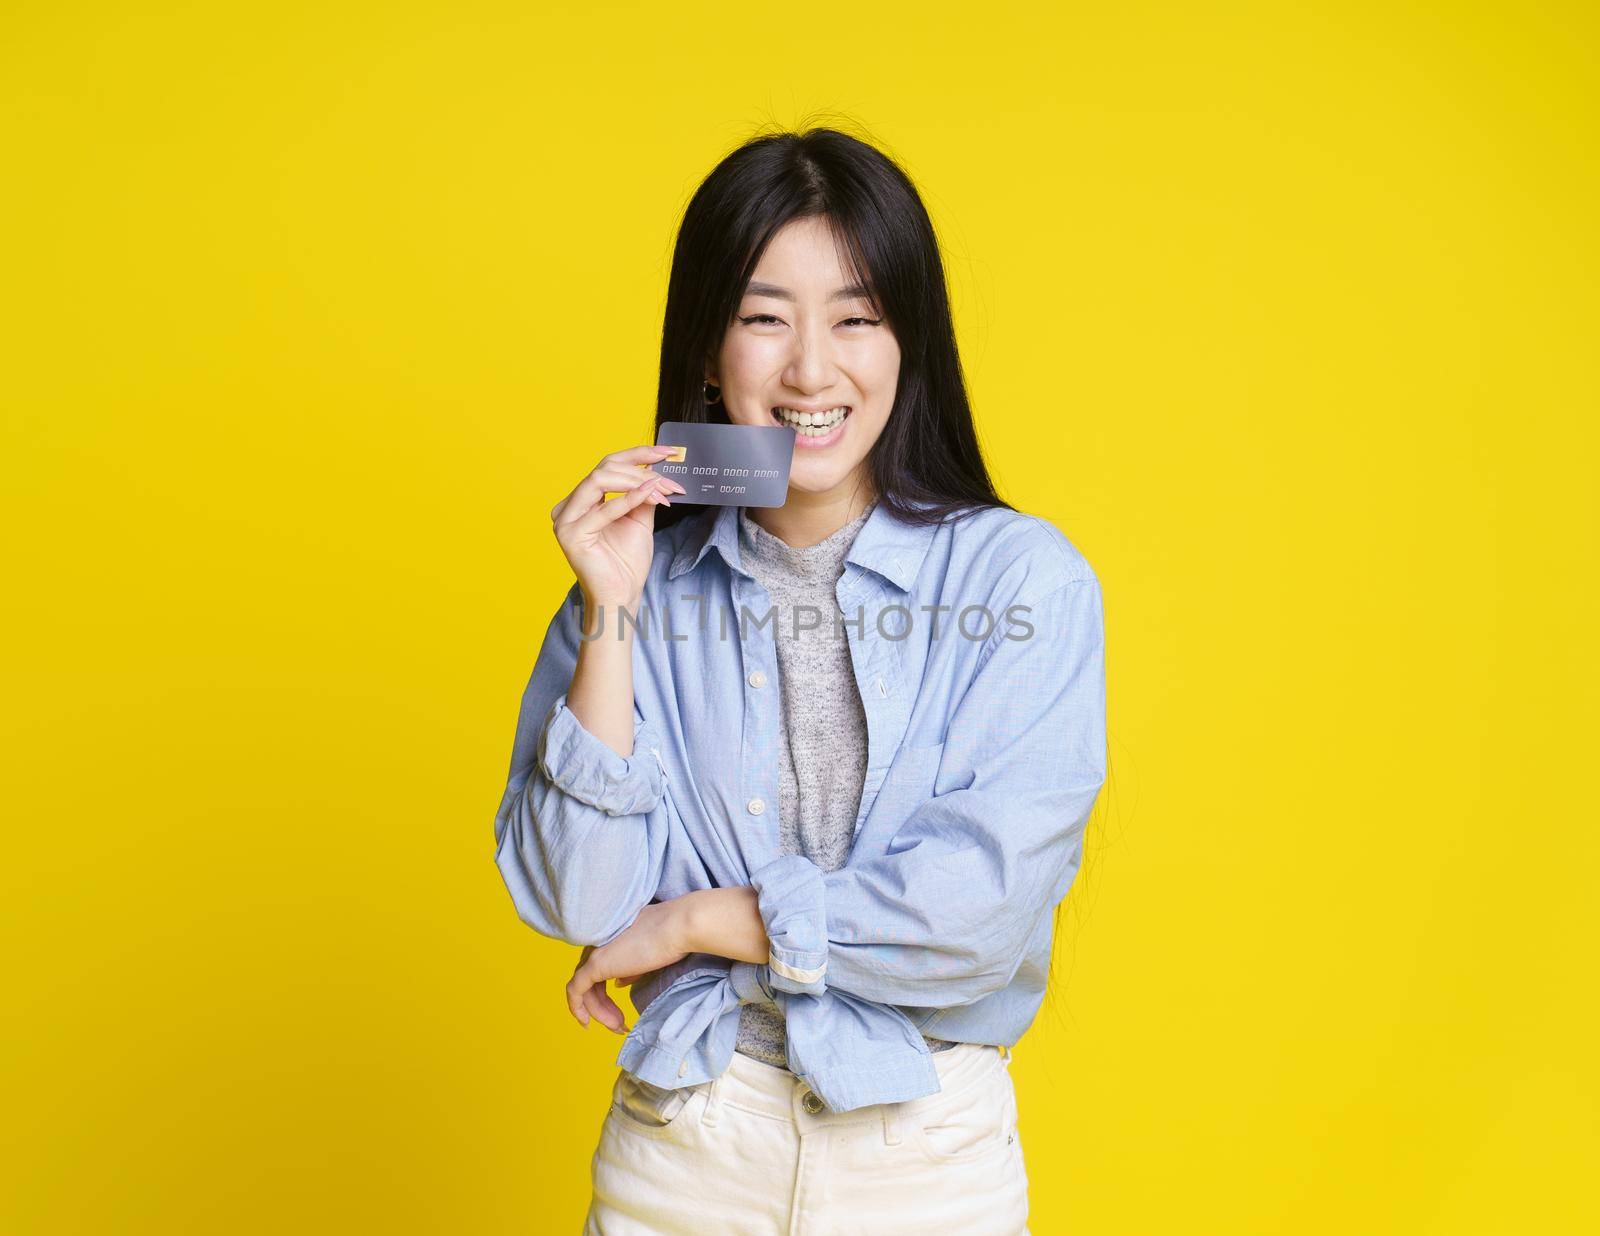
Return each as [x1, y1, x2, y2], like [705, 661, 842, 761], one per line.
[584, 1042, 1031, 1234]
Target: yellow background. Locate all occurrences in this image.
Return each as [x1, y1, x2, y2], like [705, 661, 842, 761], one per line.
[4, 2, 1595, 1231]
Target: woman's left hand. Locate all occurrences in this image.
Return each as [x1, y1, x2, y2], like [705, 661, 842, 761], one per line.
[566, 899, 696, 1034]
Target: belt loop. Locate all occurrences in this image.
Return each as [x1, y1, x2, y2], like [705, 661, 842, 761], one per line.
[882, 1103, 902, 1146]
[700, 1072, 725, 1128]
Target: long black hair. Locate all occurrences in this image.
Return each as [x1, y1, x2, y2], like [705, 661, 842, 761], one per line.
[649, 125, 1011, 535]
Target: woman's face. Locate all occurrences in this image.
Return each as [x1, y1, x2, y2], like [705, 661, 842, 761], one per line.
[710, 216, 900, 500]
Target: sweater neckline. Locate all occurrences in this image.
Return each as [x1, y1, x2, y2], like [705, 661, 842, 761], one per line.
[737, 502, 876, 580]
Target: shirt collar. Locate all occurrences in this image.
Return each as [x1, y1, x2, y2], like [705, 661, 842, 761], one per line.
[667, 497, 939, 594]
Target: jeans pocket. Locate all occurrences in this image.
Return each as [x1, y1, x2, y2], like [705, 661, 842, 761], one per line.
[908, 1062, 1012, 1166]
[607, 1070, 699, 1140]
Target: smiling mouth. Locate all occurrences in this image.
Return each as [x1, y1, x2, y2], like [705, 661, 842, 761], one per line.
[770, 406, 851, 437]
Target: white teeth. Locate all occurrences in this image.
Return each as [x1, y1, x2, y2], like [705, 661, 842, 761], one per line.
[772, 406, 849, 432]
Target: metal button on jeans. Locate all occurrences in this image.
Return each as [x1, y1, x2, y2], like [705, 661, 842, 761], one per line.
[801, 1089, 825, 1115]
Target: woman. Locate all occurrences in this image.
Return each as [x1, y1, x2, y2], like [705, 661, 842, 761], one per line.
[492, 128, 1107, 1234]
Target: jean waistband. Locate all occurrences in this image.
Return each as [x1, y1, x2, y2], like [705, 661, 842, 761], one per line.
[701, 1042, 1010, 1126]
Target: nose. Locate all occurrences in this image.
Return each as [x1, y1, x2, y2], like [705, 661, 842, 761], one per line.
[782, 318, 840, 396]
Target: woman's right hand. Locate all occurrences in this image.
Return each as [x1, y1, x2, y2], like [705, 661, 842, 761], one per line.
[550, 444, 689, 607]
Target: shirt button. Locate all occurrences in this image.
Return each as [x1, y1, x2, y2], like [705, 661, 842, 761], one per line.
[747, 797, 765, 815]
[678, 1060, 689, 1077]
[747, 670, 767, 688]
[801, 1090, 825, 1115]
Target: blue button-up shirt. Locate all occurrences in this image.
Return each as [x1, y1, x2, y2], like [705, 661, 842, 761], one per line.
[492, 496, 1106, 1113]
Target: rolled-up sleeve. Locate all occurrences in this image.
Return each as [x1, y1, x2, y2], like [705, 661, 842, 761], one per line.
[538, 692, 666, 816]
[746, 854, 830, 994]
[492, 581, 670, 948]
[741, 574, 1107, 1007]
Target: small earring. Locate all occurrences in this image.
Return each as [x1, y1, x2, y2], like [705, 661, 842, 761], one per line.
[703, 380, 722, 405]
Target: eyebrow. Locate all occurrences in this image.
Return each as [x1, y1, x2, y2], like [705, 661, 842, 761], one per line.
[743, 280, 875, 303]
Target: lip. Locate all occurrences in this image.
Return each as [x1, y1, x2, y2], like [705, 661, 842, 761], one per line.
[770, 405, 851, 449]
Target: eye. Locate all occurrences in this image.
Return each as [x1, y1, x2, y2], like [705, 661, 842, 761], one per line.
[739, 314, 784, 326]
[840, 317, 883, 328]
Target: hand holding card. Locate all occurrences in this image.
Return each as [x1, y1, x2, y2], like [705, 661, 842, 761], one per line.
[652, 421, 797, 507]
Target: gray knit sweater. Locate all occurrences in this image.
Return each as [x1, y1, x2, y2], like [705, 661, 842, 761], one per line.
[732, 501, 957, 1068]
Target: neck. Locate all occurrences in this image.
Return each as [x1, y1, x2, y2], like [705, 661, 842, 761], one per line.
[747, 478, 876, 548]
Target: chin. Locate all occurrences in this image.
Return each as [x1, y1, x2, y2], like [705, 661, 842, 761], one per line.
[787, 464, 853, 492]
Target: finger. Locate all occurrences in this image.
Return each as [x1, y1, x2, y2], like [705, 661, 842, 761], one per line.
[557, 469, 670, 535]
[563, 469, 649, 518]
[585, 985, 629, 1034]
[553, 471, 647, 531]
[566, 982, 589, 1028]
[567, 945, 634, 1033]
[572, 960, 601, 1031]
[605, 443, 681, 469]
[595, 465, 687, 502]
[579, 473, 672, 535]
[552, 447, 679, 529]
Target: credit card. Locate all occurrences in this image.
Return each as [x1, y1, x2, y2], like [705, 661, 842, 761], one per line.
[652, 420, 796, 507]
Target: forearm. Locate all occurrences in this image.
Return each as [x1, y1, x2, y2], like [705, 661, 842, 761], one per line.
[679, 886, 769, 964]
[492, 587, 668, 948]
[566, 591, 638, 757]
